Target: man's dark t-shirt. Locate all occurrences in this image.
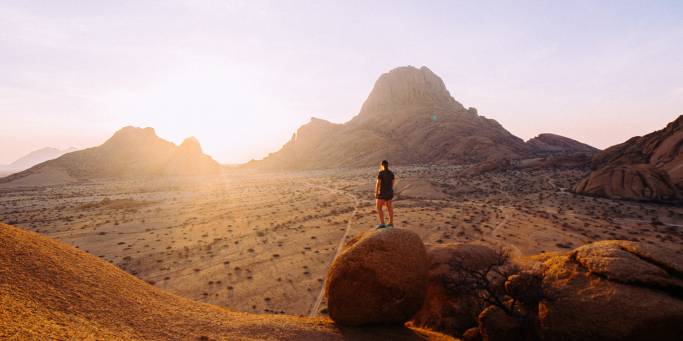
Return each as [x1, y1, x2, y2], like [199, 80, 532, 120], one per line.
[377, 170, 395, 200]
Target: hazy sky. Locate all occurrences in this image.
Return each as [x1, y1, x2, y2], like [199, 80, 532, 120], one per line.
[1, 1, 682, 164]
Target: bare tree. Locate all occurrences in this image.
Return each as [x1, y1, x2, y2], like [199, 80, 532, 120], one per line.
[442, 247, 523, 318]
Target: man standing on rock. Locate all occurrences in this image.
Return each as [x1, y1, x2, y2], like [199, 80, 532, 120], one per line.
[375, 160, 395, 228]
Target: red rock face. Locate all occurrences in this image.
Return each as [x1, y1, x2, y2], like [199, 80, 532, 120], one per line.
[575, 115, 683, 202]
[356, 66, 465, 119]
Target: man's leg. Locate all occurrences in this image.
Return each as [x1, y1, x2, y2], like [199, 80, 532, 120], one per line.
[376, 199, 385, 225]
[386, 200, 394, 225]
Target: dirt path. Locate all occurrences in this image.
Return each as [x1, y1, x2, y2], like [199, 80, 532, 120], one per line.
[487, 178, 523, 257]
[308, 187, 361, 316]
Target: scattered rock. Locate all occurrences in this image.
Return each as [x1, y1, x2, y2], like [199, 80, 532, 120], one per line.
[325, 227, 428, 326]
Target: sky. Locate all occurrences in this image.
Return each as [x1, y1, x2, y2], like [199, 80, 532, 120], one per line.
[1, 0, 682, 164]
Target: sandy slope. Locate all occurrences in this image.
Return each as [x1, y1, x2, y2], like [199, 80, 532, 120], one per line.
[0, 223, 453, 340]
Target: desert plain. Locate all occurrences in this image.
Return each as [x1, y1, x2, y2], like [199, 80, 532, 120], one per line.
[2, 165, 682, 318]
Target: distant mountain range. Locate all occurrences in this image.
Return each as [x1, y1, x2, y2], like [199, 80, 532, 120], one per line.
[0, 147, 78, 173]
[249, 66, 598, 170]
[1, 66, 609, 186]
[1, 127, 221, 186]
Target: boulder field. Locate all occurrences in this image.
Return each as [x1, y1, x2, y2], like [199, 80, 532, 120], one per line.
[406, 240, 683, 341]
[326, 227, 683, 340]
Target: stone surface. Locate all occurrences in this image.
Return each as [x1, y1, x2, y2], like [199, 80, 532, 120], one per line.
[536, 240, 683, 340]
[325, 227, 428, 326]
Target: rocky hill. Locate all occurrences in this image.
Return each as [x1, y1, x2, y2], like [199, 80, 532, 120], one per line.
[0, 222, 451, 340]
[527, 133, 599, 155]
[0, 127, 221, 186]
[575, 115, 683, 202]
[250, 66, 531, 169]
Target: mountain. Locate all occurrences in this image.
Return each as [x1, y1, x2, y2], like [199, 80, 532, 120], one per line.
[575, 115, 683, 202]
[0, 222, 451, 340]
[250, 66, 530, 169]
[0, 146, 78, 173]
[526, 133, 599, 155]
[1, 126, 221, 186]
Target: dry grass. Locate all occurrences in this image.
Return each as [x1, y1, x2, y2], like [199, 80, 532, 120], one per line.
[1, 165, 681, 327]
[0, 223, 452, 340]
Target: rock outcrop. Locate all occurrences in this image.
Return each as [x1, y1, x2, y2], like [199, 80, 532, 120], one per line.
[533, 240, 683, 340]
[575, 164, 679, 201]
[250, 66, 531, 169]
[1, 126, 221, 185]
[412, 240, 683, 340]
[575, 115, 683, 202]
[325, 227, 428, 326]
[163, 137, 222, 176]
[526, 133, 599, 155]
[517, 153, 593, 170]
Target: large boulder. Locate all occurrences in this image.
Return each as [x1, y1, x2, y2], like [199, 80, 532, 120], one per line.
[536, 240, 683, 340]
[478, 306, 525, 341]
[325, 227, 428, 326]
[574, 164, 679, 202]
[574, 115, 683, 203]
[410, 243, 502, 336]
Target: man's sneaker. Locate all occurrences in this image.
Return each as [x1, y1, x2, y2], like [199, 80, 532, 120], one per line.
[386, 223, 394, 228]
[376, 223, 386, 229]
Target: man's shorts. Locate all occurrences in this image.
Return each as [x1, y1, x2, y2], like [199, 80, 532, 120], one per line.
[376, 192, 394, 201]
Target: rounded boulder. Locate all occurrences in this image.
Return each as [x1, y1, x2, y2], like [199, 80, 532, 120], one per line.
[325, 227, 428, 326]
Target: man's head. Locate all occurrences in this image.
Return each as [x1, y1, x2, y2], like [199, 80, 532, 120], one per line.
[380, 160, 389, 170]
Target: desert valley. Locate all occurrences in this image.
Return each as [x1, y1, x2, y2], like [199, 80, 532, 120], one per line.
[2, 66, 682, 340]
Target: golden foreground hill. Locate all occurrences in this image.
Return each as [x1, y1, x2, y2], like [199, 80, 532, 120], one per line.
[0, 223, 453, 340]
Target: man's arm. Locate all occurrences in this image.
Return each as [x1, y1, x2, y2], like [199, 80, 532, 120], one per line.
[375, 178, 381, 196]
